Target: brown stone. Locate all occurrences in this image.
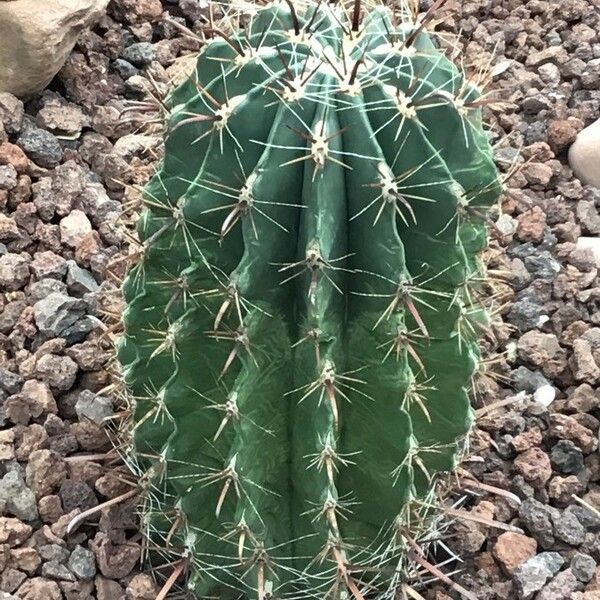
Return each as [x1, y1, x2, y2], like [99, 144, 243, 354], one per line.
[0, 142, 29, 173]
[0, 517, 32, 547]
[25, 450, 67, 498]
[517, 206, 547, 242]
[514, 447, 552, 487]
[492, 532, 537, 575]
[125, 573, 158, 600]
[550, 414, 597, 453]
[16, 577, 62, 600]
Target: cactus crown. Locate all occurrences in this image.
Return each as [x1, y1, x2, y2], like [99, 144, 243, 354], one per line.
[117, 0, 502, 597]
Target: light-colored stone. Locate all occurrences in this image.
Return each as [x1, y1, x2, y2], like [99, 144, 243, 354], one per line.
[0, 0, 109, 98]
[166, 54, 197, 87]
[577, 237, 600, 268]
[569, 118, 600, 187]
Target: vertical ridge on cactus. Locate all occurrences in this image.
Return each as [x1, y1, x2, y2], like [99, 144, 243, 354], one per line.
[117, 0, 502, 597]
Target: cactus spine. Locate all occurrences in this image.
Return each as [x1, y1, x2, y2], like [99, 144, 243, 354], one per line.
[117, 0, 502, 597]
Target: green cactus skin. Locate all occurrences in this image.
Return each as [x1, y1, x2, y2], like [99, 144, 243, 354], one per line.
[117, 1, 502, 597]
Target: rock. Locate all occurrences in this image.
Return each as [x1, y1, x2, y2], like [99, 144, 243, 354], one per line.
[8, 548, 41, 575]
[517, 331, 566, 376]
[537, 569, 582, 600]
[59, 210, 92, 248]
[0, 369, 22, 395]
[0, 471, 37, 522]
[523, 251, 561, 280]
[577, 200, 600, 236]
[534, 385, 555, 407]
[516, 206, 546, 242]
[166, 54, 197, 87]
[570, 338, 600, 383]
[549, 414, 597, 453]
[567, 384, 600, 412]
[492, 532, 537, 575]
[0, 215, 20, 242]
[65, 260, 98, 295]
[523, 162, 553, 187]
[551, 440, 585, 474]
[91, 533, 140, 579]
[65, 341, 105, 371]
[576, 238, 600, 268]
[549, 475, 586, 505]
[519, 499, 558, 549]
[41, 560, 76, 582]
[15, 578, 62, 600]
[569, 118, 600, 187]
[0, 165, 18, 191]
[121, 42, 155, 67]
[0, 93, 24, 135]
[513, 553, 564, 599]
[25, 450, 67, 498]
[548, 118, 582, 153]
[34, 353, 78, 391]
[21, 379, 57, 418]
[108, 0, 162, 23]
[59, 480, 98, 512]
[572, 553, 597, 583]
[29, 279, 68, 302]
[514, 447, 552, 487]
[553, 508, 586, 546]
[507, 298, 546, 331]
[0, 143, 28, 174]
[125, 573, 157, 599]
[67, 545, 96, 581]
[75, 390, 113, 424]
[30, 251, 67, 281]
[16, 125, 62, 169]
[0, 430, 15, 461]
[36, 97, 88, 137]
[0, 253, 30, 290]
[33, 293, 86, 337]
[96, 577, 124, 600]
[0, 0, 109, 98]
[0, 518, 32, 547]
[512, 366, 550, 394]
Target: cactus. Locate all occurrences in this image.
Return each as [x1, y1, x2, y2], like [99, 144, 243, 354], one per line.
[117, 0, 502, 597]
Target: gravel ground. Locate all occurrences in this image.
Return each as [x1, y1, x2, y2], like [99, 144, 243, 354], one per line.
[0, 0, 598, 599]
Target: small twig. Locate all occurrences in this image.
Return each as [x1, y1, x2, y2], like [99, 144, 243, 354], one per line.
[156, 559, 188, 600]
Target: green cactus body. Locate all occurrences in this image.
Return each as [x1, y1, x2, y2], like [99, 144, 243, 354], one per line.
[118, 1, 501, 597]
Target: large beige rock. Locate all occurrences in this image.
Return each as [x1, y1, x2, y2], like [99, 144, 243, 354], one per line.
[0, 0, 109, 98]
[569, 118, 600, 188]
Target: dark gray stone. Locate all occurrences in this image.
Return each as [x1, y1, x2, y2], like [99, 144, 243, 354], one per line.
[507, 298, 546, 331]
[65, 260, 99, 296]
[553, 508, 586, 546]
[550, 440, 585, 474]
[112, 59, 139, 79]
[61, 316, 99, 345]
[512, 366, 551, 393]
[524, 252, 561, 279]
[519, 498, 558, 548]
[59, 480, 98, 513]
[16, 123, 62, 168]
[570, 553, 596, 582]
[513, 552, 564, 599]
[33, 292, 86, 336]
[0, 369, 22, 395]
[121, 42, 155, 67]
[68, 545, 96, 580]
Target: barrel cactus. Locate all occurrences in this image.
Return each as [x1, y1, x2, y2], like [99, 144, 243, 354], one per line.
[117, 0, 502, 597]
